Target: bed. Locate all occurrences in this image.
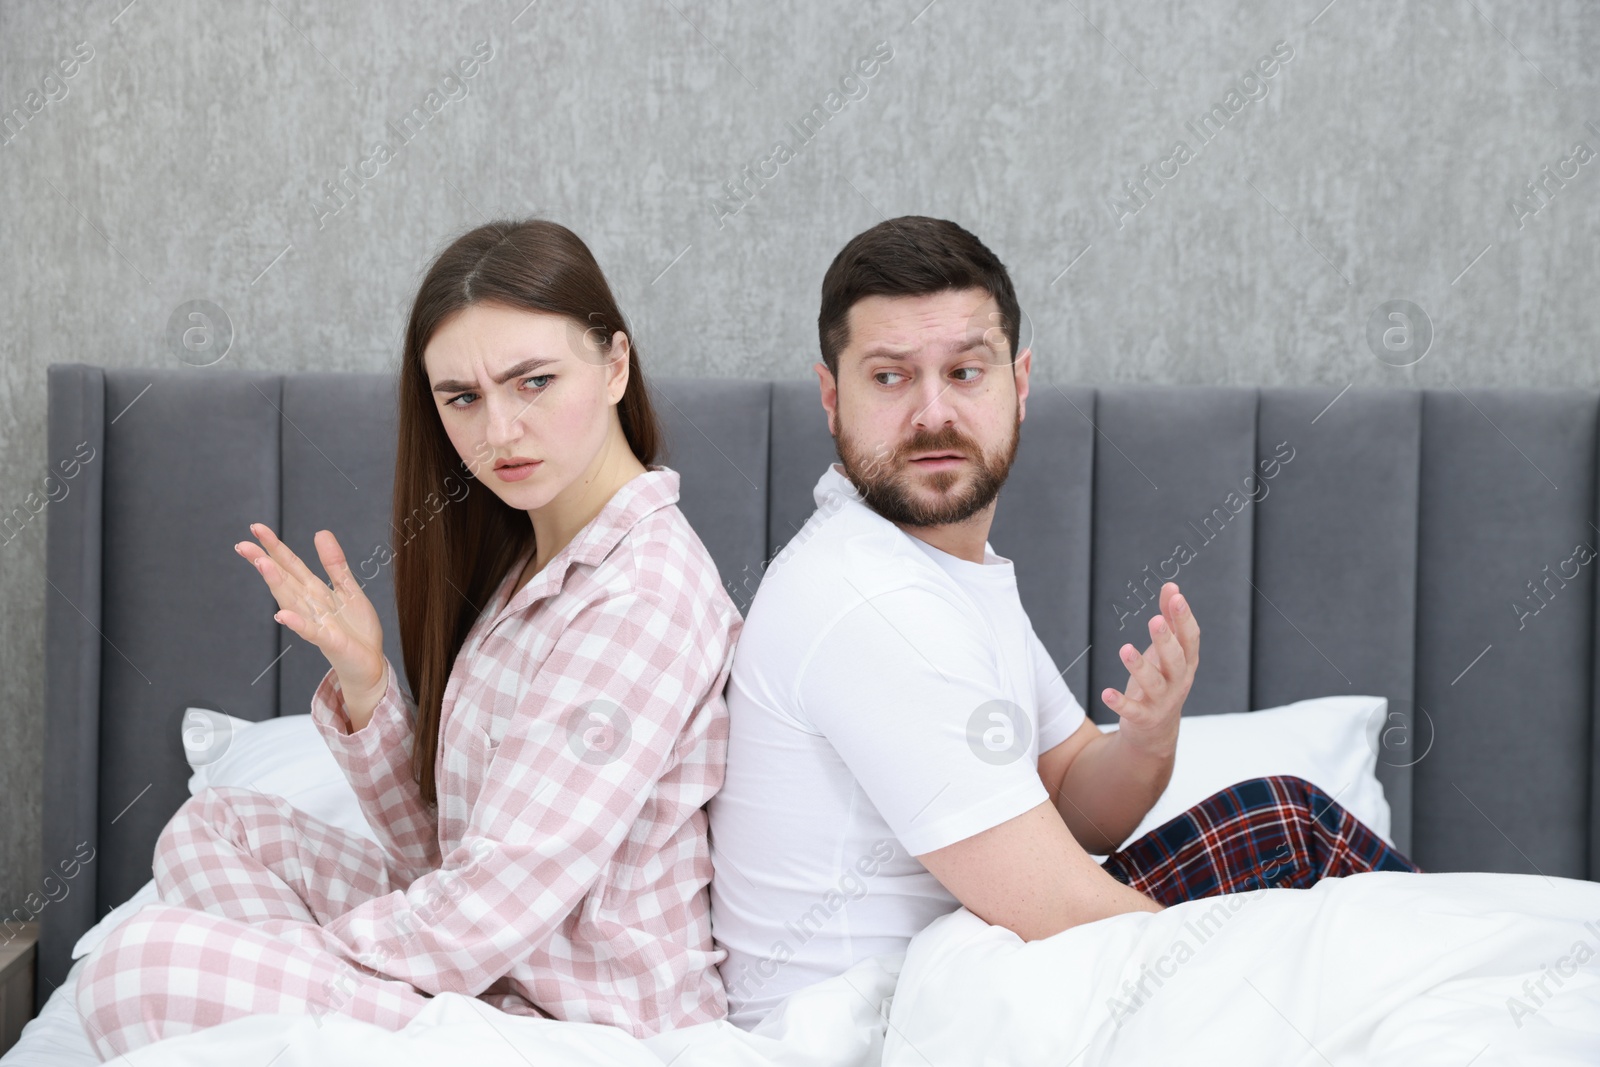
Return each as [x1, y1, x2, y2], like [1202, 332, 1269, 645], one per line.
[17, 365, 1600, 1064]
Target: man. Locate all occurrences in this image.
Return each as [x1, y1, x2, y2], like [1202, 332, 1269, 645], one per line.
[706, 216, 1418, 1030]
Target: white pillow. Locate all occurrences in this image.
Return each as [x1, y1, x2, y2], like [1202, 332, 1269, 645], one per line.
[73, 710, 381, 960]
[1091, 694, 1393, 858]
[181, 706, 259, 789]
[186, 711, 381, 845]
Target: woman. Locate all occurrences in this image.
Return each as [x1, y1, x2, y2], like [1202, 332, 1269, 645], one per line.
[75, 219, 742, 1059]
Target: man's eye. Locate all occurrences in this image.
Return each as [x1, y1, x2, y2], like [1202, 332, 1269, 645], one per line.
[875, 371, 905, 386]
[954, 367, 981, 382]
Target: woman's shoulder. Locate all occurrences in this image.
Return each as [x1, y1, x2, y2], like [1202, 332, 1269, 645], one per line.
[587, 501, 742, 632]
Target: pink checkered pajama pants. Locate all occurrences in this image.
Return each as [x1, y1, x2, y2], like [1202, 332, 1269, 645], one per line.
[75, 786, 434, 1060]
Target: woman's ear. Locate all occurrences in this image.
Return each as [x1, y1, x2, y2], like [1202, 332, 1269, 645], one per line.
[607, 331, 631, 403]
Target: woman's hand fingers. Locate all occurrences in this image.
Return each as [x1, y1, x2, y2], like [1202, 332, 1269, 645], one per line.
[237, 525, 386, 706]
[237, 527, 336, 625]
[274, 605, 354, 659]
[250, 522, 324, 592]
[314, 530, 365, 601]
[270, 606, 315, 643]
[236, 542, 305, 612]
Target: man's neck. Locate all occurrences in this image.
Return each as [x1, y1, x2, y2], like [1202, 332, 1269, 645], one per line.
[829, 461, 996, 563]
[895, 508, 994, 564]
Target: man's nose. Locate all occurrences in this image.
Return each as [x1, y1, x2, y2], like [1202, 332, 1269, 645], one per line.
[910, 378, 957, 429]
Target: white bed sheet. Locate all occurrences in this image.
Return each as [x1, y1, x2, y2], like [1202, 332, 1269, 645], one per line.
[9, 703, 1590, 1064]
[2, 955, 99, 1066]
[2, 914, 901, 1067]
[8, 869, 1598, 1066]
[886, 869, 1600, 1066]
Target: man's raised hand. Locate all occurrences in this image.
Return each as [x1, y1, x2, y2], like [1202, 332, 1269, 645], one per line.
[1100, 581, 1200, 755]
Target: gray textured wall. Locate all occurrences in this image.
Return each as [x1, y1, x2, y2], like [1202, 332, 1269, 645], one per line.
[1, 0, 1595, 912]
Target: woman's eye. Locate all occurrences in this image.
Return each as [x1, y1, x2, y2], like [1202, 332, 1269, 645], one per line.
[445, 375, 551, 409]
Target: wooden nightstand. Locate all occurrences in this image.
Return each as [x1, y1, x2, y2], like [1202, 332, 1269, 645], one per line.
[0, 924, 38, 1055]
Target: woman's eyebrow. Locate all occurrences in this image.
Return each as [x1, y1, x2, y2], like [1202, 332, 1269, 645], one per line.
[432, 357, 559, 394]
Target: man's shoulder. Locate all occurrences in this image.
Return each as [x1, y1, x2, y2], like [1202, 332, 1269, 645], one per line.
[749, 506, 939, 626]
[735, 522, 990, 707]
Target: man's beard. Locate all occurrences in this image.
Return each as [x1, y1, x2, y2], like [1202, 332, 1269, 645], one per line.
[834, 404, 1021, 528]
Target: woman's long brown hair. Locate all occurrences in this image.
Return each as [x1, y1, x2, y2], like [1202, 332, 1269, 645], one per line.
[392, 218, 663, 807]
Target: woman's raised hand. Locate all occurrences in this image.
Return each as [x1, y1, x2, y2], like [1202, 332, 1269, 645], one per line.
[235, 523, 388, 730]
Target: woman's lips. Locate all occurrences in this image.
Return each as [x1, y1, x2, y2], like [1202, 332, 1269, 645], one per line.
[495, 461, 542, 482]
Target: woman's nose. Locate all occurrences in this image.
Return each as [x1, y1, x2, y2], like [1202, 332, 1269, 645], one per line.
[484, 392, 529, 444]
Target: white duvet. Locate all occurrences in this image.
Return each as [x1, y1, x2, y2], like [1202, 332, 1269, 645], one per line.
[883, 870, 1600, 1066]
[15, 869, 1600, 1066]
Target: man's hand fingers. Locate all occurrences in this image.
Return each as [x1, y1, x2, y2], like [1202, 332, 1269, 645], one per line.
[1104, 681, 1142, 711]
[1147, 612, 1186, 682]
[1104, 661, 1150, 708]
[1172, 591, 1200, 668]
[1152, 582, 1199, 675]
[1119, 641, 1168, 700]
[1158, 581, 1179, 620]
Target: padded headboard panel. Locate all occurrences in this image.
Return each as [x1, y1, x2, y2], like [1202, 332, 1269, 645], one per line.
[42, 364, 1599, 1008]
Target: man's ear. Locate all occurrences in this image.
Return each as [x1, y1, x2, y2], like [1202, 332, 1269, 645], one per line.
[1013, 346, 1031, 424]
[815, 360, 838, 437]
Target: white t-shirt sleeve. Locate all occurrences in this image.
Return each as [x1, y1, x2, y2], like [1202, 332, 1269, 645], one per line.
[794, 584, 1054, 856]
[1031, 627, 1089, 754]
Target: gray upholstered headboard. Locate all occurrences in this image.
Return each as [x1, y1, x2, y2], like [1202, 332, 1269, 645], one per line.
[41, 363, 1599, 1009]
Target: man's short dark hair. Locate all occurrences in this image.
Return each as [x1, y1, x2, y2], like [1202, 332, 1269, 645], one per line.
[817, 216, 1021, 379]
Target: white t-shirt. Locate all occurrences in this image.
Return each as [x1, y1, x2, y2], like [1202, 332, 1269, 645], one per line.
[708, 462, 1088, 1029]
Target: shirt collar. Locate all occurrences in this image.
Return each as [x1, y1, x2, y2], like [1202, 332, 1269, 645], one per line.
[812, 461, 1005, 568]
[495, 465, 682, 620]
[813, 461, 864, 511]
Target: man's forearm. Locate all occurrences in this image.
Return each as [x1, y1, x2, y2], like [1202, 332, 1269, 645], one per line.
[1053, 729, 1175, 854]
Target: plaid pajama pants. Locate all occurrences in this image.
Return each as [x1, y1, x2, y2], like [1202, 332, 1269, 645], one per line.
[75, 787, 436, 1061]
[1100, 774, 1422, 904]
